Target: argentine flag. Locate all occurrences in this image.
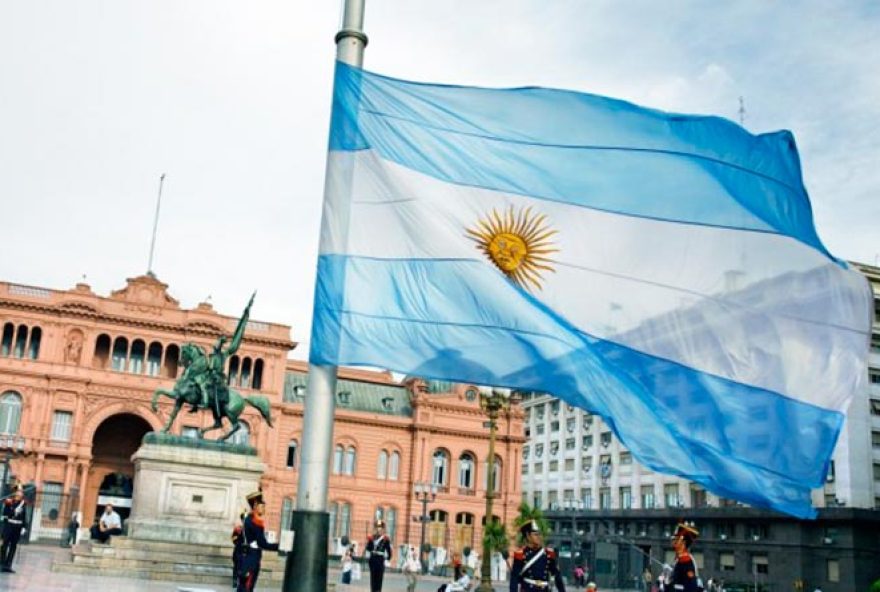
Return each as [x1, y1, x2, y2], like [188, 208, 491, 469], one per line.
[311, 62, 873, 518]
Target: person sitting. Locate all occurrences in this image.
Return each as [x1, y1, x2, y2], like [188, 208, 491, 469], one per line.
[437, 568, 471, 592]
[89, 504, 123, 543]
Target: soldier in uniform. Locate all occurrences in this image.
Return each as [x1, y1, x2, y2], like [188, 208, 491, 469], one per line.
[661, 522, 701, 592]
[0, 489, 28, 574]
[230, 510, 247, 588]
[509, 520, 566, 592]
[364, 519, 393, 592]
[237, 491, 279, 592]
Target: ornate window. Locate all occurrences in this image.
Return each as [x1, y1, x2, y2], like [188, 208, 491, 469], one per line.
[344, 446, 357, 475]
[111, 336, 128, 371]
[147, 342, 163, 376]
[432, 449, 450, 486]
[0, 392, 22, 435]
[458, 453, 475, 489]
[0, 323, 13, 357]
[286, 440, 298, 469]
[129, 339, 145, 374]
[333, 445, 344, 474]
[230, 421, 250, 446]
[377, 449, 388, 478]
[389, 451, 400, 480]
[51, 411, 73, 443]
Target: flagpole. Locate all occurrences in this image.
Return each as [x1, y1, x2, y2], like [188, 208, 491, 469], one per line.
[282, 2, 367, 592]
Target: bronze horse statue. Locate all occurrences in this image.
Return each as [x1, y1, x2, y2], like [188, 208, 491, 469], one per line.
[151, 343, 272, 441]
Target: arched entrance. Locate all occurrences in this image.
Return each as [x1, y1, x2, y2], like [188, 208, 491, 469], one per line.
[84, 413, 153, 527]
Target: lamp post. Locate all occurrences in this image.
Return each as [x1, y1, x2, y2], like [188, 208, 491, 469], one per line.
[477, 387, 515, 592]
[413, 481, 437, 574]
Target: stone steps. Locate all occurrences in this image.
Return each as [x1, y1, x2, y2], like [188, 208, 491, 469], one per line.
[52, 538, 286, 585]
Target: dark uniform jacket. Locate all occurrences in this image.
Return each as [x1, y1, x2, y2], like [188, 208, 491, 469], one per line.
[1, 499, 27, 536]
[241, 513, 278, 558]
[365, 533, 392, 568]
[509, 545, 566, 592]
[667, 552, 700, 592]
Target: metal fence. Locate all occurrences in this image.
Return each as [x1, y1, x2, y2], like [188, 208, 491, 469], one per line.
[29, 490, 80, 545]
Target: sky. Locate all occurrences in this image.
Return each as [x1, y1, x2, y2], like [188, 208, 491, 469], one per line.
[1, 1, 878, 360]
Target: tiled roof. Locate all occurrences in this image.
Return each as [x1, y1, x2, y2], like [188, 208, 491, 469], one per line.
[284, 370, 413, 417]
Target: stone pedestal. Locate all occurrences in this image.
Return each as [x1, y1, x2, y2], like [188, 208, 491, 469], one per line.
[126, 433, 265, 546]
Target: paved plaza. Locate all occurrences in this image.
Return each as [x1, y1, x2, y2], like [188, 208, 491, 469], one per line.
[0, 544, 635, 592]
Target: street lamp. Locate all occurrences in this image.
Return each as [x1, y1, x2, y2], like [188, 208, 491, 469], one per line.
[413, 481, 437, 574]
[477, 387, 515, 592]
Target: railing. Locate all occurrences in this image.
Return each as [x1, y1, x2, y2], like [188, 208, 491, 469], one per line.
[7, 284, 52, 299]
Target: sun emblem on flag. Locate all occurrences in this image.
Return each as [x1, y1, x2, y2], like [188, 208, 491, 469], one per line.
[466, 206, 558, 291]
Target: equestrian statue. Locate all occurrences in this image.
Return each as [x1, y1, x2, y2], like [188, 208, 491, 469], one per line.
[151, 293, 273, 441]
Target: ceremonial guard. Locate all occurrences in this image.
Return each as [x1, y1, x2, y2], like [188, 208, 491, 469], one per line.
[509, 520, 566, 592]
[0, 489, 27, 574]
[661, 522, 701, 592]
[237, 491, 279, 592]
[364, 519, 393, 592]
[230, 511, 246, 588]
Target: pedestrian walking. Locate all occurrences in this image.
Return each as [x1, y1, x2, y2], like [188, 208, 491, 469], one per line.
[0, 489, 27, 573]
[339, 544, 355, 586]
[364, 519, 393, 592]
[236, 491, 279, 592]
[403, 544, 422, 592]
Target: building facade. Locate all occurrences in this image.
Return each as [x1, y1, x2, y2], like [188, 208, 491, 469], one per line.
[0, 274, 524, 556]
[543, 507, 880, 591]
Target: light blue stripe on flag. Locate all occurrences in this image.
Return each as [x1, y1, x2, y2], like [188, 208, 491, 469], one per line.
[312, 62, 873, 518]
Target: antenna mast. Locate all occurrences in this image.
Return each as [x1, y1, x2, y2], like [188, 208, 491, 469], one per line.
[147, 173, 166, 277]
[738, 96, 746, 127]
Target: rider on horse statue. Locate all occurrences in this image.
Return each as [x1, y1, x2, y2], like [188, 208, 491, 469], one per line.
[152, 293, 273, 441]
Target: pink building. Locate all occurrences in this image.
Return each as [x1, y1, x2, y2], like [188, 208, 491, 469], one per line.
[0, 274, 524, 554]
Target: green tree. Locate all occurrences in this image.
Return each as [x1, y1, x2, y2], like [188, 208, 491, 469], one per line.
[482, 519, 510, 559]
[515, 501, 550, 543]
[869, 577, 880, 592]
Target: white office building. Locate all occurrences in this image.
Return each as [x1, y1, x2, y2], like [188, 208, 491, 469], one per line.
[521, 262, 880, 512]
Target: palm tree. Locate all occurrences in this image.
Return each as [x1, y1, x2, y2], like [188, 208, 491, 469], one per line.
[514, 501, 550, 543]
[482, 519, 509, 559]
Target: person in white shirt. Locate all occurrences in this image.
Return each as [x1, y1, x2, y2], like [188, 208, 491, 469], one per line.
[90, 504, 123, 543]
[437, 570, 471, 592]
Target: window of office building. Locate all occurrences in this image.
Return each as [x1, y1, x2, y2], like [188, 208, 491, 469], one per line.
[664, 483, 680, 507]
[549, 460, 559, 472]
[566, 418, 576, 433]
[582, 435, 593, 450]
[581, 488, 593, 509]
[564, 458, 575, 471]
[565, 438, 576, 451]
[751, 554, 768, 575]
[619, 451, 632, 465]
[551, 421, 560, 432]
[599, 487, 611, 510]
[827, 559, 840, 582]
[620, 486, 632, 509]
[720, 552, 735, 571]
[640, 485, 655, 509]
[600, 432, 612, 447]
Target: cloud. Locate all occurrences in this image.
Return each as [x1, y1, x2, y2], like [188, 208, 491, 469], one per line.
[0, 1, 877, 357]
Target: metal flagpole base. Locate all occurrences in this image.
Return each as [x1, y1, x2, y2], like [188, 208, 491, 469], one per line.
[283, 509, 330, 592]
